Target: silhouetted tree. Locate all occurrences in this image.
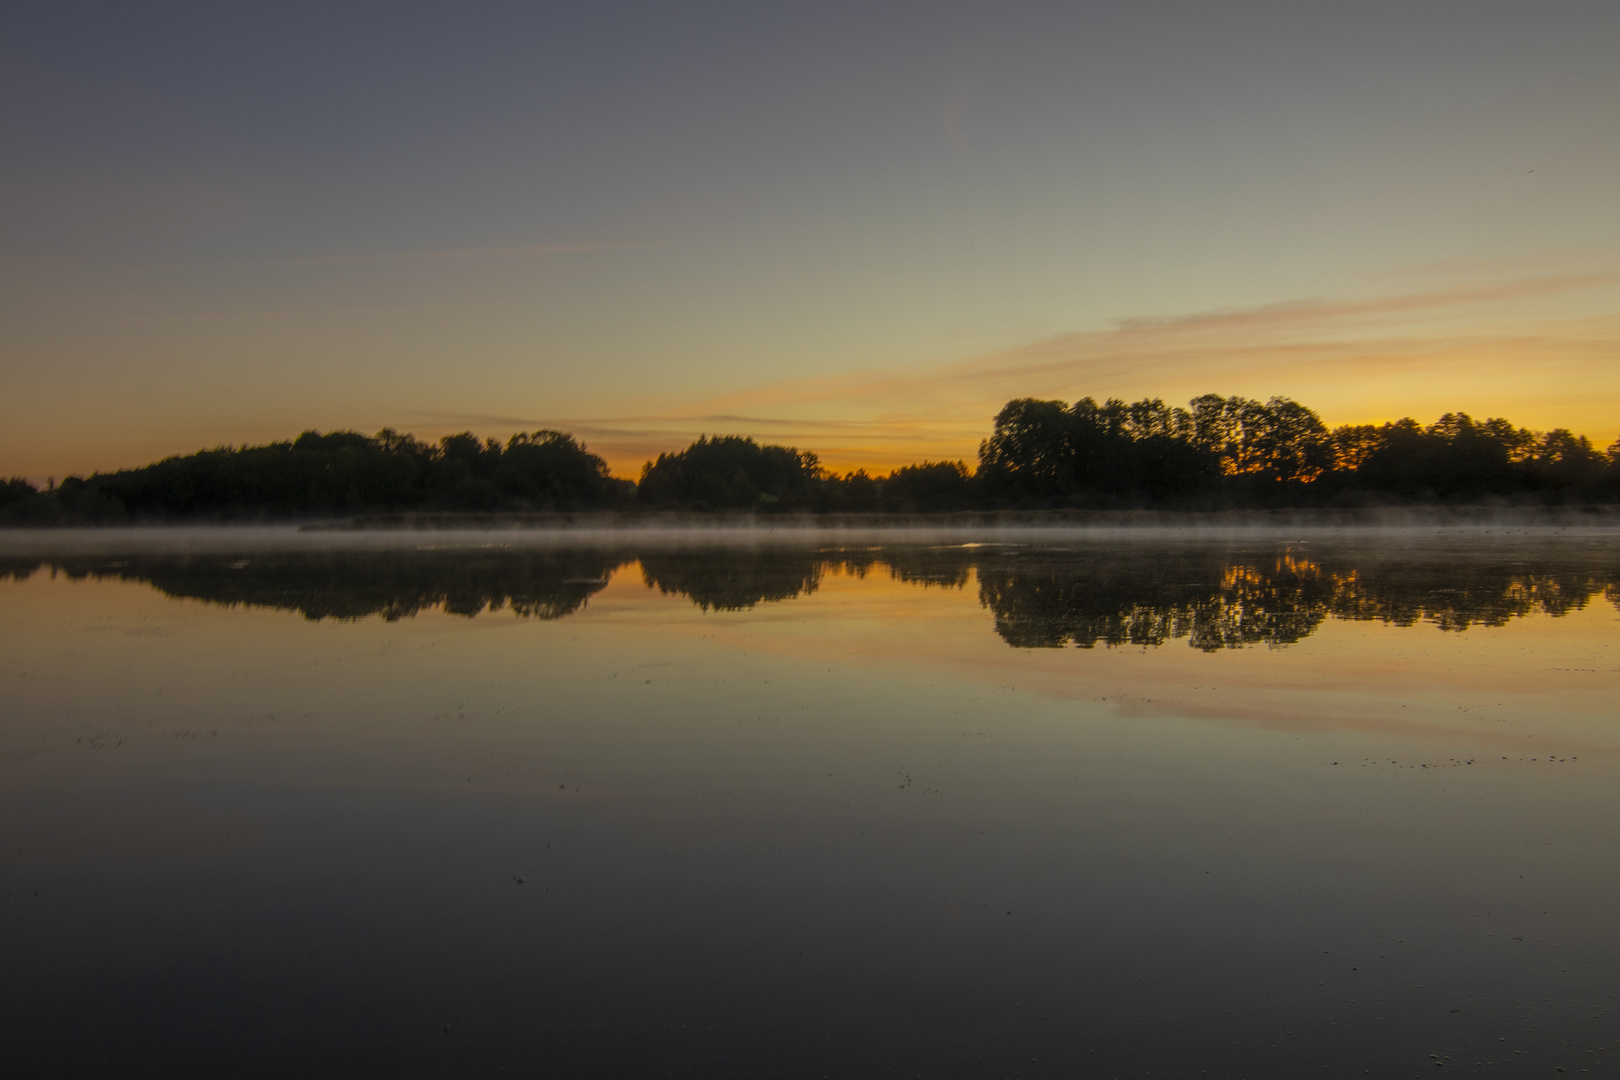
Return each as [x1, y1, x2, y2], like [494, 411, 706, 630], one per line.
[7, 401, 1619, 523]
[1531, 429, 1607, 490]
[0, 478, 37, 509]
[977, 398, 1074, 499]
[0, 427, 624, 521]
[637, 436, 821, 510]
[832, 469, 881, 511]
[495, 430, 623, 507]
[1355, 414, 1526, 499]
[884, 461, 972, 511]
[971, 393, 1620, 507]
[978, 395, 1226, 504]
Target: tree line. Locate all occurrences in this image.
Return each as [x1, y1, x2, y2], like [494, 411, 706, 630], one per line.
[0, 429, 632, 522]
[3, 394, 1618, 521]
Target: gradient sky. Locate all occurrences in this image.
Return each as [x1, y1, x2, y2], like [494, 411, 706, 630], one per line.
[4, 1, 1618, 480]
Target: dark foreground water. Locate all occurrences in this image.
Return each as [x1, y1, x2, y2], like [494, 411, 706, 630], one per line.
[2, 528, 1617, 1078]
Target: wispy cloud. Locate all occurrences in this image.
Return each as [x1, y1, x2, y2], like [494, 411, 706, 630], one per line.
[390, 271, 1620, 475]
[128, 299, 494, 325]
[1105, 271, 1620, 337]
[279, 241, 633, 267]
[27, 241, 636, 276]
[567, 272, 1620, 471]
[690, 272, 1620, 411]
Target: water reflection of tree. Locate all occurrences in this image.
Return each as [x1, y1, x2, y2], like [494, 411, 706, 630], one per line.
[637, 547, 975, 610]
[14, 550, 629, 621]
[978, 549, 1620, 649]
[825, 547, 974, 590]
[977, 553, 1333, 650]
[639, 550, 824, 610]
[0, 558, 38, 582]
[5, 544, 1617, 647]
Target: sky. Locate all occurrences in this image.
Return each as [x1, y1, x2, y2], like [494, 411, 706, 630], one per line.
[3, 0, 1619, 480]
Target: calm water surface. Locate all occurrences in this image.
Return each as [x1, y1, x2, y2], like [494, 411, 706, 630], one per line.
[2, 529, 1618, 1078]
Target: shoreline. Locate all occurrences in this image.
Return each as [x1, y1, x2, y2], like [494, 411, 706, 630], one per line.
[313, 505, 1620, 531]
[3, 505, 1620, 556]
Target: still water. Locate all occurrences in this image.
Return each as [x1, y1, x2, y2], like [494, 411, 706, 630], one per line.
[2, 528, 1617, 1078]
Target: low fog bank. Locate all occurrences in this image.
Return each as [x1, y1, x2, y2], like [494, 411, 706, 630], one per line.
[2, 506, 1618, 558]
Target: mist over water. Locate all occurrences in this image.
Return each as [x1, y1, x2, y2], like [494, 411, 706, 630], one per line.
[2, 527, 1618, 1076]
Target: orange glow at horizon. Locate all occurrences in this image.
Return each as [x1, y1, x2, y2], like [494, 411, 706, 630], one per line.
[6, 270, 1619, 483]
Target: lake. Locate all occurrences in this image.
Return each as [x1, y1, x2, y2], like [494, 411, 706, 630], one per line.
[2, 526, 1617, 1077]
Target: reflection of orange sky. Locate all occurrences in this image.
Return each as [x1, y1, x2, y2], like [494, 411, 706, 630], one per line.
[3, 555, 1617, 836]
[4, 555, 1617, 768]
[585, 560, 1620, 757]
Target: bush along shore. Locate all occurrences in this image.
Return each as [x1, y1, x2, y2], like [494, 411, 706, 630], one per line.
[4, 394, 1620, 524]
